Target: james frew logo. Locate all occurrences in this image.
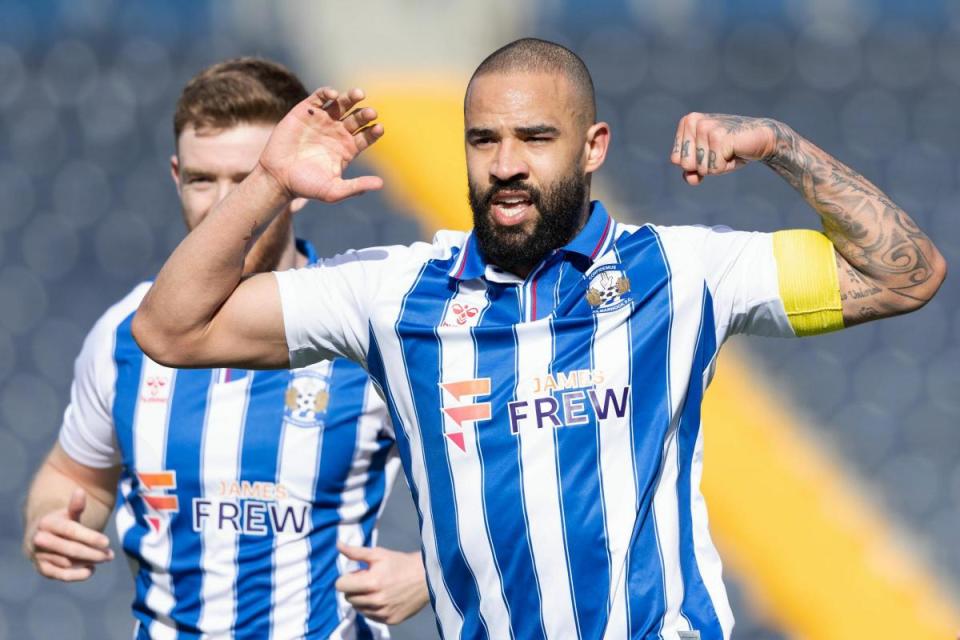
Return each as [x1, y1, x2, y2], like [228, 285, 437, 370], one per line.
[439, 378, 492, 452]
[137, 471, 178, 533]
[440, 371, 632, 451]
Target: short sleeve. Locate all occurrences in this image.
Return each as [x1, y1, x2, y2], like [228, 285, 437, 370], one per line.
[654, 225, 794, 343]
[698, 226, 795, 340]
[274, 247, 393, 369]
[274, 246, 409, 368]
[58, 319, 132, 469]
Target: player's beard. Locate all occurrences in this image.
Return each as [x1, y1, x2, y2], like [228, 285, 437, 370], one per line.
[243, 208, 294, 274]
[469, 162, 588, 276]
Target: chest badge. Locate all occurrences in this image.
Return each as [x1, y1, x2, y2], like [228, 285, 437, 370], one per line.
[283, 370, 330, 428]
[585, 264, 632, 313]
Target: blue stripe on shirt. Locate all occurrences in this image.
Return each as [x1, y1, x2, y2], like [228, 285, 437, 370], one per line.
[613, 228, 673, 637]
[234, 370, 282, 636]
[474, 284, 547, 640]
[549, 301, 611, 637]
[112, 316, 153, 631]
[166, 369, 217, 634]
[676, 287, 724, 640]
[306, 359, 365, 634]
[397, 259, 489, 640]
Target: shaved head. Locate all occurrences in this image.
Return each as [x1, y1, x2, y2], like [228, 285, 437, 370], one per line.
[467, 37, 596, 125]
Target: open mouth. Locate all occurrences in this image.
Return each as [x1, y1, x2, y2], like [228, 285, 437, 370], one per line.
[490, 190, 534, 226]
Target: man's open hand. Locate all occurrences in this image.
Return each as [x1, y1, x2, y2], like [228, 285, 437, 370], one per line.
[25, 487, 114, 582]
[671, 112, 784, 186]
[258, 86, 385, 203]
[335, 542, 430, 625]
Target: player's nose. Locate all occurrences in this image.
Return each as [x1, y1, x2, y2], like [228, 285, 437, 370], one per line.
[490, 139, 529, 182]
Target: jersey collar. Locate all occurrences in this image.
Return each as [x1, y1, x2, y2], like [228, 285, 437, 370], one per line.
[447, 200, 613, 281]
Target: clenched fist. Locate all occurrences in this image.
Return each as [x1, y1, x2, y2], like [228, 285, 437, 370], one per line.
[671, 113, 790, 186]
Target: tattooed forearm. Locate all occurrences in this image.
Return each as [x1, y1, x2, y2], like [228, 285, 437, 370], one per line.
[760, 121, 946, 319]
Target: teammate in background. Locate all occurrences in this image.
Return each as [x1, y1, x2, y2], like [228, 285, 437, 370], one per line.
[22, 58, 428, 638]
[132, 40, 946, 640]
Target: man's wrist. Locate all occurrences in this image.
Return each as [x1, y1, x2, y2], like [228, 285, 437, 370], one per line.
[759, 119, 795, 163]
[251, 163, 296, 206]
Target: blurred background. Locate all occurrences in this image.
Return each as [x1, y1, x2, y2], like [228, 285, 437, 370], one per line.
[0, 0, 958, 638]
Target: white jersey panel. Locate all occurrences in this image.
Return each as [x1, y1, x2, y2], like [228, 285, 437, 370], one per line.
[653, 225, 793, 343]
[59, 282, 152, 468]
[274, 236, 465, 369]
[437, 290, 513, 639]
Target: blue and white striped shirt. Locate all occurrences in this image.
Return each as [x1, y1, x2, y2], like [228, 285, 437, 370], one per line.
[59, 241, 400, 639]
[275, 204, 794, 640]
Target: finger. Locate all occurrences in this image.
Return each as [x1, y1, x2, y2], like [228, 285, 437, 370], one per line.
[678, 114, 700, 173]
[683, 170, 702, 186]
[337, 541, 379, 563]
[344, 591, 385, 610]
[67, 487, 86, 522]
[326, 87, 366, 121]
[309, 87, 339, 112]
[695, 122, 711, 178]
[670, 117, 685, 165]
[718, 140, 741, 173]
[353, 123, 384, 154]
[37, 560, 94, 582]
[335, 570, 375, 595]
[340, 107, 378, 135]
[45, 516, 112, 550]
[33, 530, 113, 563]
[34, 551, 72, 569]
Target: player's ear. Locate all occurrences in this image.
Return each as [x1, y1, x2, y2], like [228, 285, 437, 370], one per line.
[584, 121, 610, 174]
[170, 155, 182, 195]
[290, 197, 308, 214]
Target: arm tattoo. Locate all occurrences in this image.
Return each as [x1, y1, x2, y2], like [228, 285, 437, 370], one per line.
[760, 121, 941, 311]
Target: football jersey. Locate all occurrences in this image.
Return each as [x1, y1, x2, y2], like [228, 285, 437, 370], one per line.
[273, 203, 795, 640]
[59, 241, 400, 640]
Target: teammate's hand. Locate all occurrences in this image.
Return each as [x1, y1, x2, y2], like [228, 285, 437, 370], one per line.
[258, 86, 385, 203]
[25, 487, 114, 582]
[670, 113, 783, 186]
[335, 542, 430, 625]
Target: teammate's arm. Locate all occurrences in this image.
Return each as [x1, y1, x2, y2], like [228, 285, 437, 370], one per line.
[23, 442, 119, 582]
[133, 87, 384, 369]
[670, 113, 947, 327]
[335, 543, 430, 625]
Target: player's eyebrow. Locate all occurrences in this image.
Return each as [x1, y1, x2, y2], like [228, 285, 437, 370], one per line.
[179, 167, 209, 179]
[466, 127, 497, 140]
[514, 124, 560, 137]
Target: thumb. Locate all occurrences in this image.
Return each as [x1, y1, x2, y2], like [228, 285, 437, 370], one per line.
[325, 175, 384, 203]
[67, 487, 87, 522]
[337, 541, 379, 564]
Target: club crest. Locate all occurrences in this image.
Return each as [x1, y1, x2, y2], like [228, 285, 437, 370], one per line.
[585, 264, 632, 312]
[283, 370, 330, 428]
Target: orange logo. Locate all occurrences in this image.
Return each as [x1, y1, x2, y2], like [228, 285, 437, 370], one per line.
[439, 378, 491, 452]
[137, 471, 178, 532]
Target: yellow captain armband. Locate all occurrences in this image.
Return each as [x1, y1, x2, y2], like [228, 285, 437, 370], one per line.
[772, 229, 845, 337]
